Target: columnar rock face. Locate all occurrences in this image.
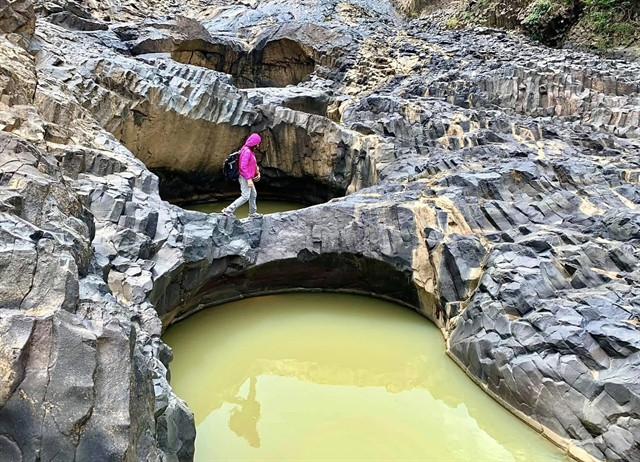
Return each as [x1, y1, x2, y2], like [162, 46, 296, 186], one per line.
[1, 0, 639, 461]
[1, 1, 195, 460]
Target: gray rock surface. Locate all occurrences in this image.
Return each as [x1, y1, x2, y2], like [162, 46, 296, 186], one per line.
[0, 0, 639, 461]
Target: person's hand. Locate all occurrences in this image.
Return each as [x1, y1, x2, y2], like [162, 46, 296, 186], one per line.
[247, 179, 254, 188]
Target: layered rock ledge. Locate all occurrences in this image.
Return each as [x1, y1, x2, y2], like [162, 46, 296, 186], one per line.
[1, 0, 639, 461]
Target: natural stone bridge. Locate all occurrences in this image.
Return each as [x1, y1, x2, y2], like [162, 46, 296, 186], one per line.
[1, 0, 640, 461]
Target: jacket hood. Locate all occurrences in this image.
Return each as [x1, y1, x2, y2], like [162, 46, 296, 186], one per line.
[244, 133, 261, 147]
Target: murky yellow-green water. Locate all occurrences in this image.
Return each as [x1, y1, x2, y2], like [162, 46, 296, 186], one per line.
[184, 200, 305, 218]
[163, 293, 568, 462]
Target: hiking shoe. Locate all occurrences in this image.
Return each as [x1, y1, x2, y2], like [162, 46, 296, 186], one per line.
[221, 208, 235, 218]
[248, 212, 263, 218]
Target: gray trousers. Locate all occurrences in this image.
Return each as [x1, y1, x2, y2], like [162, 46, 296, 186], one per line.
[227, 176, 257, 214]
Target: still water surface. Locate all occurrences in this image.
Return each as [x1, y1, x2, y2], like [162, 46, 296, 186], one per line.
[163, 293, 568, 462]
[184, 200, 305, 218]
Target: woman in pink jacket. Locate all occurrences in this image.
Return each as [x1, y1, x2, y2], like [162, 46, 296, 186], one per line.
[222, 133, 262, 218]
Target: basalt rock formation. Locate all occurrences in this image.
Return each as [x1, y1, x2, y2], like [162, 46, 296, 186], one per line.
[0, 0, 639, 461]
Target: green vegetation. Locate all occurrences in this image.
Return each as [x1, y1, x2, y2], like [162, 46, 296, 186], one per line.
[517, 0, 580, 46]
[583, 0, 639, 48]
[447, 0, 638, 51]
[445, 17, 460, 29]
[523, 0, 552, 27]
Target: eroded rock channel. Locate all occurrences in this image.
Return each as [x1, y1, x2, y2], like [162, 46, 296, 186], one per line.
[1, 0, 639, 461]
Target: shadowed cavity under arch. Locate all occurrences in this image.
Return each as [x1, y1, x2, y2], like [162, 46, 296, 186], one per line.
[163, 252, 421, 328]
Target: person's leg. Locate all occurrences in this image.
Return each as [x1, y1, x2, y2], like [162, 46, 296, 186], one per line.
[248, 184, 257, 215]
[224, 177, 250, 214]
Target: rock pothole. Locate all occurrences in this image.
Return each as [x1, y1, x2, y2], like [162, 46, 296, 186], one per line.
[171, 37, 316, 89]
[111, 16, 319, 89]
[154, 163, 346, 207]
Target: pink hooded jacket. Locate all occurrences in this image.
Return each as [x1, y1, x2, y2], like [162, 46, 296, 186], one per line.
[238, 133, 261, 179]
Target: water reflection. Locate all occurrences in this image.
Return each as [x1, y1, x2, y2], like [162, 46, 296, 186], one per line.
[164, 293, 568, 461]
[228, 376, 261, 448]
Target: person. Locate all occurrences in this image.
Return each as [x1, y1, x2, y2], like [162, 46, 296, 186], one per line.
[222, 133, 262, 218]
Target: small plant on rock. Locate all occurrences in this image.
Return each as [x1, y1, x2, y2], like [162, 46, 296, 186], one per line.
[446, 17, 461, 29]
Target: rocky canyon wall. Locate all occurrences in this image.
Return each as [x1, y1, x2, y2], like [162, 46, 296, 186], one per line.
[0, 0, 639, 461]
